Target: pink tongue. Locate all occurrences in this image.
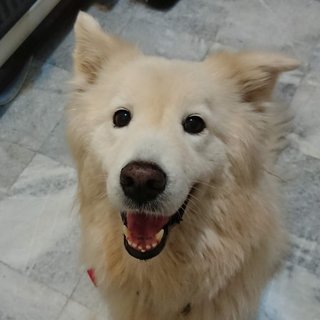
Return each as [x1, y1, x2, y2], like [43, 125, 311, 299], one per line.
[127, 212, 169, 240]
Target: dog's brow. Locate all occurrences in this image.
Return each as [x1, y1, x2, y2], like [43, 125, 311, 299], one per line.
[184, 103, 211, 117]
[111, 96, 131, 108]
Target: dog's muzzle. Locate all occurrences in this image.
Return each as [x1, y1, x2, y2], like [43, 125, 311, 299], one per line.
[119, 161, 192, 260]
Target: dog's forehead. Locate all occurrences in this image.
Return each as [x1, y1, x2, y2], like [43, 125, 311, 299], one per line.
[110, 57, 213, 108]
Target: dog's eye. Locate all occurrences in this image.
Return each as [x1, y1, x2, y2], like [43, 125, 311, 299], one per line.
[183, 115, 206, 134]
[113, 109, 132, 127]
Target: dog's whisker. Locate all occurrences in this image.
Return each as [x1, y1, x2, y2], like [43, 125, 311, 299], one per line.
[191, 185, 204, 193]
[187, 194, 203, 208]
[194, 180, 217, 190]
[188, 192, 203, 203]
[93, 190, 108, 200]
[191, 185, 217, 198]
[187, 202, 200, 212]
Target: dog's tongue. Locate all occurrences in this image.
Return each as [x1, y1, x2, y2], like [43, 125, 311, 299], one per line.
[127, 212, 169, 239]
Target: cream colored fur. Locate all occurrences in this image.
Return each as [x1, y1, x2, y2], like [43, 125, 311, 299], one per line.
[66, 12, 299, 320]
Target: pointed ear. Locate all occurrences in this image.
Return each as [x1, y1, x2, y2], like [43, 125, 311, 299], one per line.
[205, 51, 300, 102]
[73, 12, 139, 85]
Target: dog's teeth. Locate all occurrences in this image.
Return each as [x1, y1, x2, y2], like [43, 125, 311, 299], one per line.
[155, 229, 164, 241]
[152, 242, 157, 248]
[138, 245, 143, 251]
[141, 249, 146, 253]
[128, 240, 133, 246]
[146, 245, 151, 250]
[123, 226, 128, 237]
[132, 242, 138, 248]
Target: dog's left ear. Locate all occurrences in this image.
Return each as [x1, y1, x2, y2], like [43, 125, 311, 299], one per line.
[73, 12, 139, 86]
[205, 51, 300, 102]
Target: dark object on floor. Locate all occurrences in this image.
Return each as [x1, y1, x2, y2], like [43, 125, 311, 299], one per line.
[0, 0, 86, 106]
[0, 55, 33, 106]
[143, 0, 180, 10]
[0, 0, 37, 39]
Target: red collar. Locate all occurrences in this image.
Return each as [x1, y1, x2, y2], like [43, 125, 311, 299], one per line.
[87, 268, 97, 287]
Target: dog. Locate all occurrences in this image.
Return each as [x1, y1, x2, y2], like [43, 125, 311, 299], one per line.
[66, 12, 299, 320]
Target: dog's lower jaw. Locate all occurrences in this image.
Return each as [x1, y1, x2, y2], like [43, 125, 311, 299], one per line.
[120, 190, 191, 260]
[123, 227, 168, 260]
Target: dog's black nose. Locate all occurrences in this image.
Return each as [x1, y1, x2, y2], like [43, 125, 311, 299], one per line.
[120, 162, 167, 204]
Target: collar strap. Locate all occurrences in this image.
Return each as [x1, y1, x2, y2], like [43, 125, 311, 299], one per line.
[87, 268, 97, 287]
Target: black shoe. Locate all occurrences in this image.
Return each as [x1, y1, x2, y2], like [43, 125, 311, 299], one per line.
[143, 0, 180, 10]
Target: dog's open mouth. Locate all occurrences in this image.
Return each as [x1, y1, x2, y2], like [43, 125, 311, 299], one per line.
[121, 194, 190, 260]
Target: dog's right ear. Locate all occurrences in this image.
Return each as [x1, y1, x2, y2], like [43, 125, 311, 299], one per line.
[73, 12, 139, 86]
[205, 51, 299, 103]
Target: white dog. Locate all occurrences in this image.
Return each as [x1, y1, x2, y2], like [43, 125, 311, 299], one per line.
[66, 12, 299, 320]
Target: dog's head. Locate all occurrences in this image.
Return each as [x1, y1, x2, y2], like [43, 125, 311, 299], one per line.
[68, 12, 299, 260]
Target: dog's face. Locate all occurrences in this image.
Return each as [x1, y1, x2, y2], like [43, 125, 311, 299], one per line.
[68, 12, 299, 260]
[85, 58, 229, 260]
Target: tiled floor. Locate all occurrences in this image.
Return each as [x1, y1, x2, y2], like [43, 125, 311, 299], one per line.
[0, 0, 320, 319]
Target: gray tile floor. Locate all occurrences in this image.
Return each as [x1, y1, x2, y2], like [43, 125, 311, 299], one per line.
[0, 1, 320, 319]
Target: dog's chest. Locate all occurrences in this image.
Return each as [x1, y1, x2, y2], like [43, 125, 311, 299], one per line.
[103, 280, 194, 320]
